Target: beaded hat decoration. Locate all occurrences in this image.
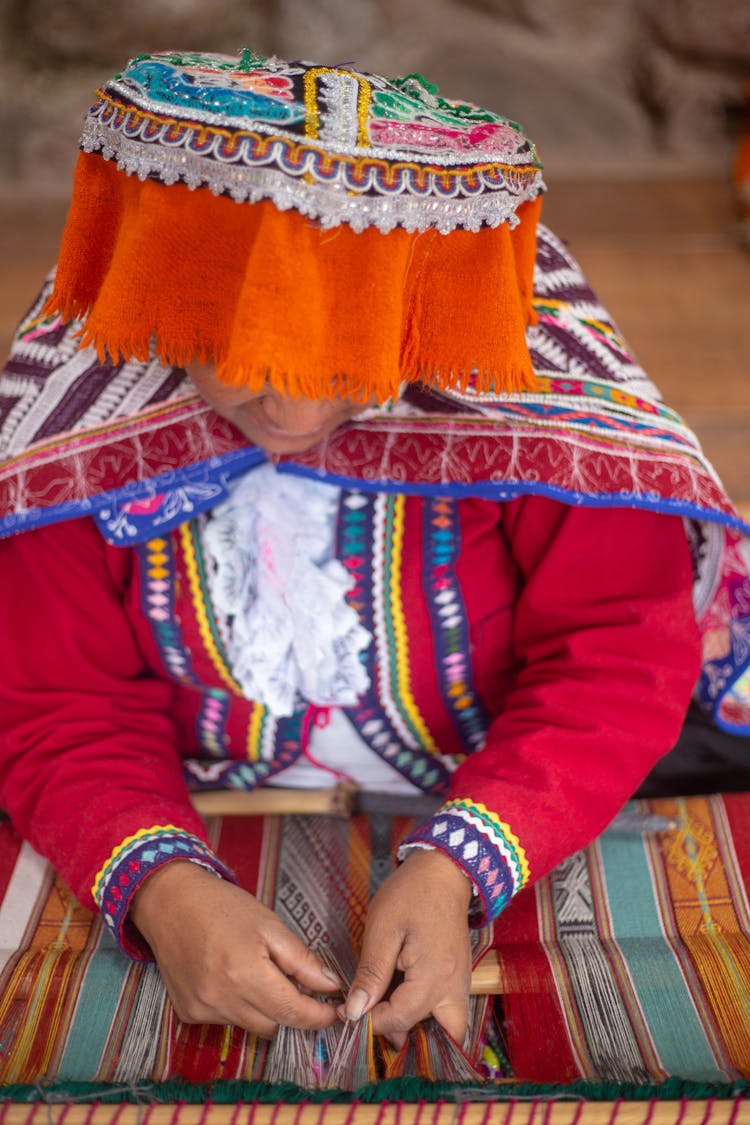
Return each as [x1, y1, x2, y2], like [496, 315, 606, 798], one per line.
[47, 49, 546, 403]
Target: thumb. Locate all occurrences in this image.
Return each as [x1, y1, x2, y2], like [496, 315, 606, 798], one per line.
[343, 924, 402, 1021]
[267, 923, 343, 994]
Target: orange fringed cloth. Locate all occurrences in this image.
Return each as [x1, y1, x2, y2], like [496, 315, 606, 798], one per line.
[48, 158, 542, 403]
[42, 49, 546, 404]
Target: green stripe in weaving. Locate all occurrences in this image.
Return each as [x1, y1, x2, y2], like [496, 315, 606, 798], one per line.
[57, 928, 131, 1080]
[598, 831, 727, 1080]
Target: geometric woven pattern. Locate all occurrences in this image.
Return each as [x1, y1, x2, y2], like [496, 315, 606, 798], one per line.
[92, 825, 233, 956]
[1, 795, 749, 1086]
[400, 799, 528, 923]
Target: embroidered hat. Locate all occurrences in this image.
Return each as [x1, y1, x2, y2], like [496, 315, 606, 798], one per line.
[47, 49, 545, 402]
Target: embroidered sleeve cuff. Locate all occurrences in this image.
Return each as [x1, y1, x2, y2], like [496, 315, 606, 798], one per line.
[397, 798, 530, 927]
[92, 824, 236, 960]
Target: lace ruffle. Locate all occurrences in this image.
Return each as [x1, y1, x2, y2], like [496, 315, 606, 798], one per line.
[203, 465, 370, 717]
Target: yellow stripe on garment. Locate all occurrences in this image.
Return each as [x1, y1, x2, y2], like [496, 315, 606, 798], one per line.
[388, 495, 441, 757]
[179, 524, 267, 761]
[179, 523, 242, 695]
[303, 67, 371, 147]
[245, 700, 266, 763]
[91, 824, 189, 903]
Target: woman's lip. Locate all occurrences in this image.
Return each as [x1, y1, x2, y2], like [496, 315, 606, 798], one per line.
[259, 420, 326, 439]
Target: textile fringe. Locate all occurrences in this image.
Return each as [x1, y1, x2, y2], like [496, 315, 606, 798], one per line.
[2, 1077, 748, 1105]
[43, 155, 542, 404]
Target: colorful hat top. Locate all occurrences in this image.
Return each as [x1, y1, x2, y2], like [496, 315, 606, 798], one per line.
[84, 49, 544, 234]
[48, 48, 545, 403]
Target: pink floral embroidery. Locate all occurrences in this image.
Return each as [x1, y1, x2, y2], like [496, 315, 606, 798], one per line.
[122, 494, 166, 516]
[369, 119, 523, 156]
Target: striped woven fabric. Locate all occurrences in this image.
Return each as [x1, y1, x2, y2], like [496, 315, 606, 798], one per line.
[0, 796, 749, 1088]
[496, 794, 750, 1083]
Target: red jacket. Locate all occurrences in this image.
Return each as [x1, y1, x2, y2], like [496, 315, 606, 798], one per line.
[0, 491, 700, 954]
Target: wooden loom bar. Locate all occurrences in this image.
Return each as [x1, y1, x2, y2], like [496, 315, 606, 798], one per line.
[1, 1100, 748, 1125]
[191, 786, 356, 818]
[469, 948, 501, 994]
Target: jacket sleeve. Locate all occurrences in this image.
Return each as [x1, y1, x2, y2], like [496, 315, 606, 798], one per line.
[0, 516, 233, 958]
[399, 498, 702, 925]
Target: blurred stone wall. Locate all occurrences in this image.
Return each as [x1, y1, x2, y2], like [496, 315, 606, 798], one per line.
[1, 0, 749, 197]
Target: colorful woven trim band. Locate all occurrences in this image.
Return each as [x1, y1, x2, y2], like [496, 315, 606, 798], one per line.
[92, 824, 233, 957]
[399, 798, 529, 924]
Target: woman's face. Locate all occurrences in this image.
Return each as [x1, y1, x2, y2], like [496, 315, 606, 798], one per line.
[186, 361, 367, 455]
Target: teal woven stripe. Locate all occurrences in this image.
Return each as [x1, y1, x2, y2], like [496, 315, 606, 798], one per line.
[598, 832, 727, 1081]
[57, 927, 131, 1080]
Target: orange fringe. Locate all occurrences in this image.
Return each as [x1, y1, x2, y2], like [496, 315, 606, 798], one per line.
[47, 152, 543, 403]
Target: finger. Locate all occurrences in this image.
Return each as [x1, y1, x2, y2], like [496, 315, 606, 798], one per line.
[266, 925, 344, 995]
[369, 976, 431, 1041]
[256, 955, 340, 1031]
[370, 973, 469, 1047]
[432, 994, 470, 1047]
[169, 992, 278, 1039]
[170, 953, 339, 1033]
[229, 1003, 278, 1040]
[344, 919, 402, 1020]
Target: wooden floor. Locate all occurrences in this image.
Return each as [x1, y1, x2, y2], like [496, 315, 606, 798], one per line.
[1, 178, 748, 501]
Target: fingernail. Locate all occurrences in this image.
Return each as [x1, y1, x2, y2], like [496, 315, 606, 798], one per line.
[345, 987, 369, 1021]
[321, 966, 343, 988]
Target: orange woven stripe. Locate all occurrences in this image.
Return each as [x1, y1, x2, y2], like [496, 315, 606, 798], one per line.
[653, 795, 750, 1077]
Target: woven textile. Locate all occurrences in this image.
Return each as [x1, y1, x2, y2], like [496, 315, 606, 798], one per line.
[1, 795, 749, 1088]
[0, 811, 489, 1086]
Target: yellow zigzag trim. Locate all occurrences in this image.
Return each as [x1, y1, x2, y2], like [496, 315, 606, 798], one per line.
[444, 797, 531, 887]
[92, 824, 191, 902]
[389, 495, 441, 757]
[179, 524, 242, 695]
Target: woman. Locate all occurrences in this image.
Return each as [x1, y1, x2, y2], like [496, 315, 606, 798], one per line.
[0, 48, 747, 1051]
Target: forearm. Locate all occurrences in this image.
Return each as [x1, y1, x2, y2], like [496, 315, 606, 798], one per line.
[400, 500, 701, 924]
[0, 517, 229, 954]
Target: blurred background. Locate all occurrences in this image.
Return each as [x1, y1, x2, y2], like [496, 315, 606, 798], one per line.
[1, 0, 749, 501]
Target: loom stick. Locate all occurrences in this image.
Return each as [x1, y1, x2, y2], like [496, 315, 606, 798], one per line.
[469, 949, 501, 994]
[1, 1100, 748, 1125]
[192, 785, 356, 818]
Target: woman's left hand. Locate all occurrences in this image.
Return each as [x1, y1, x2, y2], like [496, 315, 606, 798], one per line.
[341, 848, 474, 1048]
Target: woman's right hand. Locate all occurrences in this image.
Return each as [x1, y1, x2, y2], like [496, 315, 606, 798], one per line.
[130, 860, 341, 1037]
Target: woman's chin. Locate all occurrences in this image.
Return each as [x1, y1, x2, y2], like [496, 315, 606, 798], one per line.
[241, 420, 330, 455]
